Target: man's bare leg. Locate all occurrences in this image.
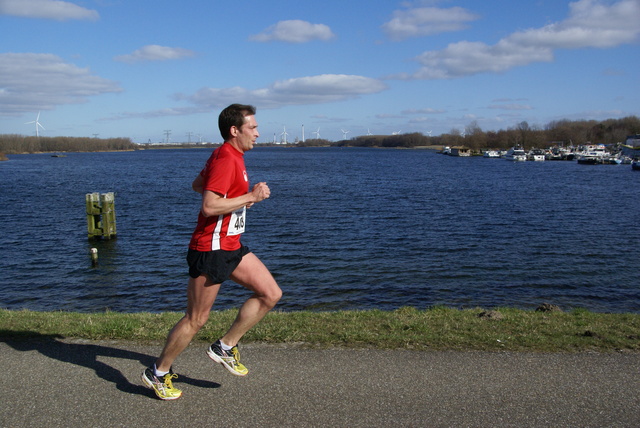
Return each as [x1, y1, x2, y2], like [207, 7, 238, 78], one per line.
[221, 252, 282, 347]
[156, 275, 220, 372]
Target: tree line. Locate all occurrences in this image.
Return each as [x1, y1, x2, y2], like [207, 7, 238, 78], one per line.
[307, 116, 640, 151]
[0, 135, 136, 155]
[2, 116, 639, 157]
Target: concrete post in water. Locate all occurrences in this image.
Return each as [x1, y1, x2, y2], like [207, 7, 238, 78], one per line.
[85, 192, 117, 240]
[100, 192, 117, 238]
[90, 247, 98, 266]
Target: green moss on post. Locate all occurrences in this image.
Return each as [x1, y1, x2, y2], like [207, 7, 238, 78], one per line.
[85, 192, 117, 240]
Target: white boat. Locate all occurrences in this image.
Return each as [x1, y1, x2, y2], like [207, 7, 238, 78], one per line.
[605, 152, 633, 164]
[576, 144, 607, 164]
[619, 155, 633, 164]
[483, 150, 501, 158]
[505, 147, 527, 161]
[527, 149, 545, 161]
[607, 156, 622, 165]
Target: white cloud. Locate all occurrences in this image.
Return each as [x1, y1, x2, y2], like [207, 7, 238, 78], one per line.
[398, 0, 640, 80]
[509, 0, 640, 49]
[382, 6, 479, 41]
[0, 0, 99, 21]
[401, 108, 446, 115]
[488, 103, 534, 111]
[103, 75, 386, 121]
[250, 20, 336, 43]
[175, 74, 387, 111]
[100, 107, 205, 121]
[411, 41, 554, 79]
[408, 116, 441, 124]
[492, 98, 528, 103]
[114, 45, 196, 63]
[0, 53, 121, 115]
[553, 108, 626, 122]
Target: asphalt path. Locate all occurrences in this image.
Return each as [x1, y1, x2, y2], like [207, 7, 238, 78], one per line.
[1, 337, 638, 427]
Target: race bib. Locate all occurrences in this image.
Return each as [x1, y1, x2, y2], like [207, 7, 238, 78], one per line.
[228, 206, 246, 236]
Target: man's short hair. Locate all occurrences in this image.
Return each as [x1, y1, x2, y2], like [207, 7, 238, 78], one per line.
[219, 104, 256, 141]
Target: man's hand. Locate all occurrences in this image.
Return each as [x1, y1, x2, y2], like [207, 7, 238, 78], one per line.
[250, 182, 270, 205]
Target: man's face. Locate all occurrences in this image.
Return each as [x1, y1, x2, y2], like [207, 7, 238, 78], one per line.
[234, 115, 259, 152]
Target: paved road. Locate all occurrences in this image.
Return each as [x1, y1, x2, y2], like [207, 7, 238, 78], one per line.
[1, 337, 639, 427]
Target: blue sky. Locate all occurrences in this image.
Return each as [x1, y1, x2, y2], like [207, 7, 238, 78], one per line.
[1, 0, 639, 143]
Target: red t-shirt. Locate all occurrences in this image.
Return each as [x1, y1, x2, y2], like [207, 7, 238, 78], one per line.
[189, 143, 249, 251]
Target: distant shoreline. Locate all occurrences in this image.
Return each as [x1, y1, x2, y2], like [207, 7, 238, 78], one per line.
[2, 144, 444, 158]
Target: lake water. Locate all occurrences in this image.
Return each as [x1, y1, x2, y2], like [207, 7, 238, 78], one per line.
[1, 147, 638, 313]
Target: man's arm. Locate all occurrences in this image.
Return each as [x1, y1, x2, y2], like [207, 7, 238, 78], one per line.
[200, 182, 270, 217]
[192, 174, 204, 194]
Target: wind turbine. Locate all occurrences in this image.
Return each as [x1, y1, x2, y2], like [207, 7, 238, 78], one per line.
[313, 128, 320, 139]
[367, 128, 373, 136]
[25, 111, 45, 137]
[392, 130, 402, 135]
[427, 130, 432, 137]
[341, 129, 350, 139]
[280, 126, 289, 144]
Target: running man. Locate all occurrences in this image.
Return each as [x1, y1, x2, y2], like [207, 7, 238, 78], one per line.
[142, 104, 282, 400]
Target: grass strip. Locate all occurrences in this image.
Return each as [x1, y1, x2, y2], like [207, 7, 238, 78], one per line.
[1, 307, 638, 352]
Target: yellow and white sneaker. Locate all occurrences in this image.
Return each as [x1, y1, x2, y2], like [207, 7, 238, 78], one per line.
[206, 340, 248, 376]
[141, 366, 182, 400]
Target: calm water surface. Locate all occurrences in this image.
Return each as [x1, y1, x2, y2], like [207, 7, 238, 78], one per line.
[1, 148, 638, 313]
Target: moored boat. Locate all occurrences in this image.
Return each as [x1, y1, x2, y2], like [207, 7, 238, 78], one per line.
[527, 148, 545, 161]
[576, 144, 607, 164]
[505, 146, 527, 161]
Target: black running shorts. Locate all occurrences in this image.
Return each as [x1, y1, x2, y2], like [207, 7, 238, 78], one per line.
[187, 245, 251, 283]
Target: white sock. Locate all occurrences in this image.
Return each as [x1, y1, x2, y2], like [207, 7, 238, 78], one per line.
[154, 363, 168, 377]
[219, 340, 233, 351]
